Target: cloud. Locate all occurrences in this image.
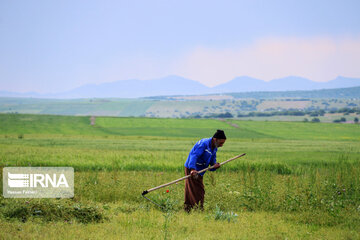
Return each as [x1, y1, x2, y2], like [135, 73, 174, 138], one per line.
[172, 36, 360, 86]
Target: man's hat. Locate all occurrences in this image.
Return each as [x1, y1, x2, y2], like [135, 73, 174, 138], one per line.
[213, 129, 226, 139]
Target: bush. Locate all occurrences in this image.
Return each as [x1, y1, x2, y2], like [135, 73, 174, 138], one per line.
[311, 118, 320, 122]
[213, 205, 238, 222]
[218, 112, 233, 118]
[206, 112, 234, 118]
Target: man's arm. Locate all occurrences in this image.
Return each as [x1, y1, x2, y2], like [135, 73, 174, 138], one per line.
[187, 142, 206, 174]
[210, 152, 220, 171]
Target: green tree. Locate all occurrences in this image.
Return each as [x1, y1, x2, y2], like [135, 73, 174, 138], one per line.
[311, 118, 320, 123]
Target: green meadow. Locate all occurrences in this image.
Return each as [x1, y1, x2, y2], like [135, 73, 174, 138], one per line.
[0, 113, 360, 239]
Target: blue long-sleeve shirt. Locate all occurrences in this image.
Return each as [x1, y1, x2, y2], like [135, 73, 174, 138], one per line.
[184, 137, 218, 176]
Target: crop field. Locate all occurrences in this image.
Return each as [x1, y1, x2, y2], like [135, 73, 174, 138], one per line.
[0, 113, 360, 239]
[1, 97, 359, 119]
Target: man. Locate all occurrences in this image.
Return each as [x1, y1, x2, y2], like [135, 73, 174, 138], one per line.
[184, 129, 226, 212]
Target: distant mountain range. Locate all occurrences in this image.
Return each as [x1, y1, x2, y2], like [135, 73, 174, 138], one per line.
[1, 75, 360, 98]
[213, 76, 360, 93]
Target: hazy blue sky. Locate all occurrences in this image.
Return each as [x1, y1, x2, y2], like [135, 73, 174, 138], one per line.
[1, 0, 360, 93]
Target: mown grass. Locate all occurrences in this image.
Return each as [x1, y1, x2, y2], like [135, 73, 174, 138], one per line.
[0, 113, 360, 239]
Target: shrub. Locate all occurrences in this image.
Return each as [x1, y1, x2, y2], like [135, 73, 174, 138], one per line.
[311, 118, 320, 122]
[213, 205, 238, 222]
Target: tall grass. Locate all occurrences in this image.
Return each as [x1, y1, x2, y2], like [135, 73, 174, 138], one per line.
[0, 114, 360, 239]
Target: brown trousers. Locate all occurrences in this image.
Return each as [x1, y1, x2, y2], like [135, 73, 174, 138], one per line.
[184, 167, 205, 212]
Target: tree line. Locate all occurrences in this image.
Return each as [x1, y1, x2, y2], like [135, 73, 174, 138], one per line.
[195, 107, 360, 119]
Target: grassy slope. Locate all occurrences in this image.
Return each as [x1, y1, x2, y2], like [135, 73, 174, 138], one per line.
[0, 114, 103, 135]
[2, 113, 359, 140]
[0, 114, 271, 138]
[0, 98, 155, 116]
[229, 119, 360, 141]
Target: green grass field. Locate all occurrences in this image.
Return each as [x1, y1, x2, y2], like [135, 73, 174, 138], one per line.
[0, 113, 360, 239]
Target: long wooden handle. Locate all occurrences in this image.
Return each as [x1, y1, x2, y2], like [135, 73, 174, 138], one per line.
[142, 153, 246, 195]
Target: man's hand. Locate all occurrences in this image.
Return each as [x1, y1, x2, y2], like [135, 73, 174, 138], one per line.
[213, 163, 220, 169]
[190, 169, 198, 176]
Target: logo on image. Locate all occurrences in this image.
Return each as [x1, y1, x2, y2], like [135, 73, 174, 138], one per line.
[3, 167, 74, 198]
